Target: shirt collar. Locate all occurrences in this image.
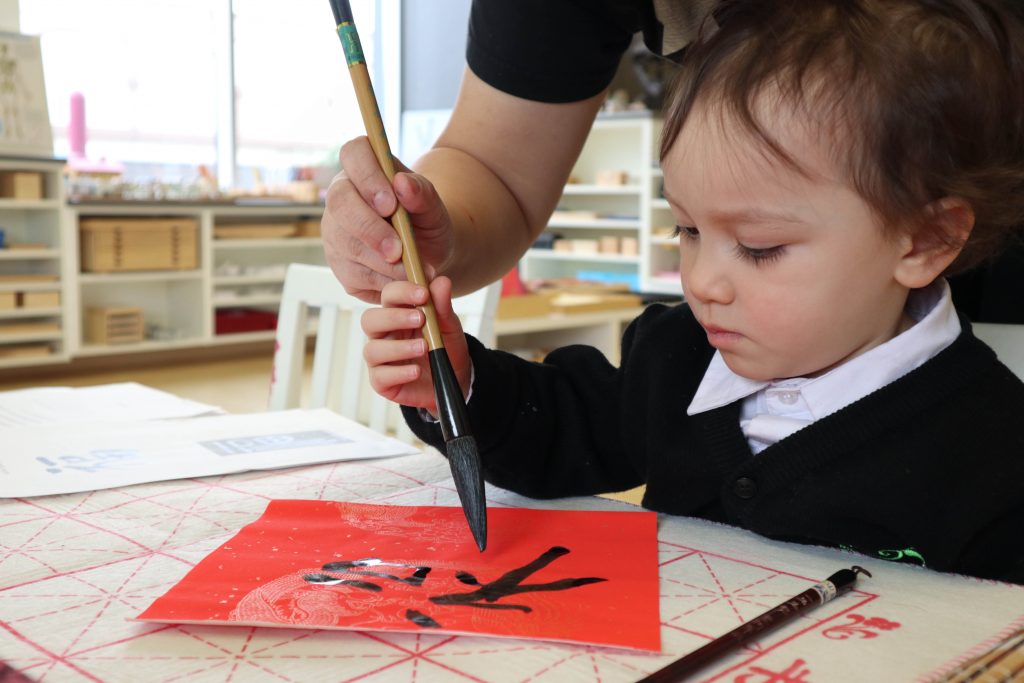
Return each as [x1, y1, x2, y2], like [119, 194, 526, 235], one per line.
[687, 279, 961, 417]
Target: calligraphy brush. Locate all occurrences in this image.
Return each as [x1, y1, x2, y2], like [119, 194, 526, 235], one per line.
[327, 0, 487, 551]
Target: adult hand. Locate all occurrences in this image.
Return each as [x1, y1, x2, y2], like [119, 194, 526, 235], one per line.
[322, 136, 454, 303]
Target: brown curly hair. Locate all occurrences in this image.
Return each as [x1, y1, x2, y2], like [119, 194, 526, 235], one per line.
[660, 0, 1024, 274]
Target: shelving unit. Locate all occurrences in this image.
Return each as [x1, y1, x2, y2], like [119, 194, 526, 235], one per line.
[67, 202, 326, 355]
[519, 112, 682, 297]
[0, 157, 71, 369]
[3, 120, 681, 371]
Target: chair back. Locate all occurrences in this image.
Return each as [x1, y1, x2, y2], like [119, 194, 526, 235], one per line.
[269, 263, 501, 442]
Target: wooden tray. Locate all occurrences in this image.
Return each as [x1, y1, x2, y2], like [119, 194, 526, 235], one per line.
[0, 274, 59, 283]
[214, 223, 297, 239]
[0, 321, 61, 335]
[549, 292, 643, 314]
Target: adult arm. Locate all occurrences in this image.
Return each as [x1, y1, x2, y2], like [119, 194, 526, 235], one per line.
[322, 68, 605, 301]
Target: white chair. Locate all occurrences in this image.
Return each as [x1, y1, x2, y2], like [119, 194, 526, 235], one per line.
[268, 263, 501, 443]
[973, 322, 1024, 380]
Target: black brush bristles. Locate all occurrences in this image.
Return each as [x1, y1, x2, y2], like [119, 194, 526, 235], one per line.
[428, 349, 487, 551]
[445, 436, 487, 551]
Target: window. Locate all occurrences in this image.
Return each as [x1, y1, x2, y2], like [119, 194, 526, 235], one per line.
[233, 0, 377, 187]
[20, 0, 381, 190]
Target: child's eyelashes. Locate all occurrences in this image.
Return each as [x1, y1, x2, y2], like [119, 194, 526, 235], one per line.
[673, 225, 700, 240]
[734, 243, 785, 265]
[674, 225, 785, 265]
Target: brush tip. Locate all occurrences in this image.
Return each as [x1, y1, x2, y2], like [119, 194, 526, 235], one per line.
[446, 435, 487, 551]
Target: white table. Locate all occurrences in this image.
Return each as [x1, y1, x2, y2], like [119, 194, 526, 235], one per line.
[2, 450, 1022, 682]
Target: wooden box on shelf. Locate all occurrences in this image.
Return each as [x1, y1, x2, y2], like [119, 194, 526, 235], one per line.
[0, 171, 44, 200]
[497, 291, 556, 319]
[0, 343, 52, 359]
[295, 219, 321, 237]
[80, 218, 199, 272]
[86, 306, 145, 345]
[0, 321, 60, 337]
[20, 291, 60, 308]
[214, 223, 296, 240]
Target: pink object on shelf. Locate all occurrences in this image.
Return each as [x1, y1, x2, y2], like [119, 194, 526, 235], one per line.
[68, 92, 86, 158]
[65, 92, 124, 175]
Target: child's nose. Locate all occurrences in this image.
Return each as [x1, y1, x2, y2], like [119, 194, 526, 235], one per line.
[682, 247, 734, 305]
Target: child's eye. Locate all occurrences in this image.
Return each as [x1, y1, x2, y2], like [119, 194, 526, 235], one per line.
[673, 225, 699, 240]
[734, 243, 785, 265]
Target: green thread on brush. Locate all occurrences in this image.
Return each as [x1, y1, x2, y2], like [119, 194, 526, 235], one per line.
[337, 23, 364, 65]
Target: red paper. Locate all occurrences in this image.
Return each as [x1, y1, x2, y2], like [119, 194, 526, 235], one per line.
[137, 501, 661, 651]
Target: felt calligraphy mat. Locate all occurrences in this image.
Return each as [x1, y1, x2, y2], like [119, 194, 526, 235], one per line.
[1, 450, 1022, 681]
[137, 501, 661, 651]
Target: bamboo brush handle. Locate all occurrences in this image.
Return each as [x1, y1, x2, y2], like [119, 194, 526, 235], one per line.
[347, 64, 445, 351]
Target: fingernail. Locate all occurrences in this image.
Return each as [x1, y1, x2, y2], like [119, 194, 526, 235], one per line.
[381, 237, 401, 261]
[408, 311, 421, 324]
[395, 175, 416, 200]
[373, 190, 393, 214]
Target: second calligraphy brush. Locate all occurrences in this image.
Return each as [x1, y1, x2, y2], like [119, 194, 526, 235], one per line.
[639, 566, 871, 682]
[327, 0, 487, 551]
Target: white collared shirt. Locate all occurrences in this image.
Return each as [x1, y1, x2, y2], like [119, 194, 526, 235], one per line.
[686, 279, 961, 454]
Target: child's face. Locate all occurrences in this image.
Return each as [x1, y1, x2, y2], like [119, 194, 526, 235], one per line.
[662, 101, 914, 381]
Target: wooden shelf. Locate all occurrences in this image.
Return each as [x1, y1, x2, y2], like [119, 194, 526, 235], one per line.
[0, 281, 61, 293]
[0, 307, 62, 320]
[526, 250, 639, 265]
[547, 218, 641, 230]
[79, 271, 203, 284]
[76, 337, 208, 357]
[209, 330, 278, 344]
[0, 351, 67, 369]
[213, 274, 286, 285]
[0, 330, 63, 344]
[522, 116, 669, 293]
[0, 198, 62, 210]
[213, 237, 321, 249]
[0, 249, 60, 259]
[213, 295, 281, 307]
[562, 184, 642, 196]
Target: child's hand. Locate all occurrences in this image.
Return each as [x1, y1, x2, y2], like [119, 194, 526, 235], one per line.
[361, 276, 471, 414]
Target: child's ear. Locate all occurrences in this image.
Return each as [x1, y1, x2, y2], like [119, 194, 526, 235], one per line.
[893, 197, 975, 288]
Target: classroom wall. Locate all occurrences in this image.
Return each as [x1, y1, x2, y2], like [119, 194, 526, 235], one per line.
[1, 2, 20, 32]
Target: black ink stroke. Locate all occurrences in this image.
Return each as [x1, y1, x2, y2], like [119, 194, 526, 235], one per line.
[406, 609, 442, 628]
[301, 546, 606, 629]
[428, 546, 606, 614]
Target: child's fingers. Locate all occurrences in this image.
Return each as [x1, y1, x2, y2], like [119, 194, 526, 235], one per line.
[380, 279, 430, 308]
[368, 363, 423, 400]
[364, 337, 427, 366]
[361, 305, 424, 340]
[426, 277, 464, 336]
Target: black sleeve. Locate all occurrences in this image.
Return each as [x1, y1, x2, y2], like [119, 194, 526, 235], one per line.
[956, 505, 1024, 584]
[402, 314, 655, 499]
[466, 0, 642, 103]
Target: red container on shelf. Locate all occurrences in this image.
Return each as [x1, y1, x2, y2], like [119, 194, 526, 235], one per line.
[215, 308, 278, 335]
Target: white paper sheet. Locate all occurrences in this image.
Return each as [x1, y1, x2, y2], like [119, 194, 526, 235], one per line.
[0, 408, 421, 497]
[0, 382, 223, 429]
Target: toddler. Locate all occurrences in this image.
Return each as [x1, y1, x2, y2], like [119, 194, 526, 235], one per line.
[362, 0, 1024, 583]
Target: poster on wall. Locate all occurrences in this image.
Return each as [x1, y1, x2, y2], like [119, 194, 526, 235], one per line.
[0, 31, 53, 157]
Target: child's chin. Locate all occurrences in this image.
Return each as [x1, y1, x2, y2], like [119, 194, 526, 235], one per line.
[721, 354, 797, 382]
